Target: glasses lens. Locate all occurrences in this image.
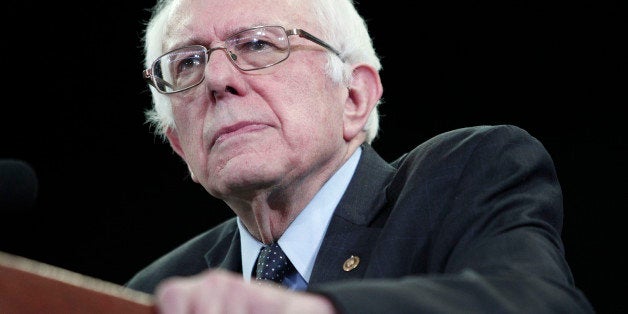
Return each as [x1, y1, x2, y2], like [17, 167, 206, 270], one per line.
[152, 46, 207, 93]
[226, 26, 290, 70]
[147, 27, 293, 93]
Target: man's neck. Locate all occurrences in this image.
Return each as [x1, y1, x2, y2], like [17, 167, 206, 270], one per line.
[231, 140, 363, 243]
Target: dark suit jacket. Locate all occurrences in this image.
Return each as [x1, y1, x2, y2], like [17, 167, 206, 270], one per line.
[126, 125, 594, 313]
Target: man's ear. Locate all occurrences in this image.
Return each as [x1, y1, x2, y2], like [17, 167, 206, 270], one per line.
[166, 127, 199, 182]
[166, 127, 186, 159]
[343, 64, 383, 141]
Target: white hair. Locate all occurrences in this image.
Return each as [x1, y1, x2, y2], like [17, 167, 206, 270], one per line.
[142, 0, 383, 144]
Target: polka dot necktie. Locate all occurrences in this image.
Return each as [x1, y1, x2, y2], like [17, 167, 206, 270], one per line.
[255, 242, 295, 286]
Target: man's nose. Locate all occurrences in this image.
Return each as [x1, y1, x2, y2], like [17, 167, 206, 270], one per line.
[203, 48, 241, 98]
[205, 47, 238, 77]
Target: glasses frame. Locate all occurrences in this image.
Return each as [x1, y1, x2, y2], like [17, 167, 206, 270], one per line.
[143, 25, 342, 94]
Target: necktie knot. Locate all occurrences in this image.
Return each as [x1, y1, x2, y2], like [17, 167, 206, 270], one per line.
[255, 242, 295, 286]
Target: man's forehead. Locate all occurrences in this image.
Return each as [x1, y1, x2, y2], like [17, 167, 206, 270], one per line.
[170, 0, 306, 24]
[164, 0, 312, 49]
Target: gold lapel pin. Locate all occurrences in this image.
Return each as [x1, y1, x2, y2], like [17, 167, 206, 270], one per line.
[343, 255, 360, 272]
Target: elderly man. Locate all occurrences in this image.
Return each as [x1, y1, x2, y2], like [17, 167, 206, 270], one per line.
[126, 0, 595, 313]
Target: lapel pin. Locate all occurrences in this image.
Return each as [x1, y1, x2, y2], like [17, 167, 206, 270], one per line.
[343, 255, 360, 272]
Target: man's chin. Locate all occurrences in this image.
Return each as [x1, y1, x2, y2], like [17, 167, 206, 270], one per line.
[209, 165, 283, 197]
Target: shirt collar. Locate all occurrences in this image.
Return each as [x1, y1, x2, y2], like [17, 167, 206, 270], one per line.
[238, 147, 362, 282]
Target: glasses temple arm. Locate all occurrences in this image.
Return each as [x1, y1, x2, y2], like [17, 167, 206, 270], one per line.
[288, 29, 342, 57]
[143, 68, 176, 90]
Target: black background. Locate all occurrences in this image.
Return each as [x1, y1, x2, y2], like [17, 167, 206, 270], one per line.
[1, 1, 625, 312]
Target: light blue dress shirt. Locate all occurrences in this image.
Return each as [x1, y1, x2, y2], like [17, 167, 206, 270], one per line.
[237, 147, 362, 290]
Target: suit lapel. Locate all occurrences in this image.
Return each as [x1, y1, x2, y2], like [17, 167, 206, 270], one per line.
[309, 144, 396, 284]
[203, 221, 243, 274]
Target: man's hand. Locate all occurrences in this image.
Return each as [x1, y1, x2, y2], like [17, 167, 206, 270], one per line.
[155, 269, 337, 313]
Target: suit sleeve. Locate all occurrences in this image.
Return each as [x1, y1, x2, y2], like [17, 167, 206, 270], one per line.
[310, 125, 595, 313]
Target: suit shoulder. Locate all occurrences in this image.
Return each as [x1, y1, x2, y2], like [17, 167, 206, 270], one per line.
[426, 125, 538, 150]
[392, 124, 541, 167]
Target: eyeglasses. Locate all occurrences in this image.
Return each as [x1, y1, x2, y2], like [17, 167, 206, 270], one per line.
[143, 25, 342, 94]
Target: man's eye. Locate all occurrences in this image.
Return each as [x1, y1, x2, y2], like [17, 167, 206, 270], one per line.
[176, 55, 202, 73]
[239, 39, 276, 52]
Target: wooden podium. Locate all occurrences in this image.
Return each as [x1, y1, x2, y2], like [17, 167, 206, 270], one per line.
[0, 251, 156, 314]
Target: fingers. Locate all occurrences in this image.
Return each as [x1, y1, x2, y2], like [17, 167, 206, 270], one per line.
[154, 269, 336, 314]
[154, 269, 271, 313]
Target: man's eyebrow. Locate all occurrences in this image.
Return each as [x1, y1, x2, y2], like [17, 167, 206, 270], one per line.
[164, 32, 201, 51]
[222, 22, 281, 37]
[166, 23, 279, 50]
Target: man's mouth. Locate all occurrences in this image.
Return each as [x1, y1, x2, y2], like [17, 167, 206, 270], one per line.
[211, 122, 269, 148]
